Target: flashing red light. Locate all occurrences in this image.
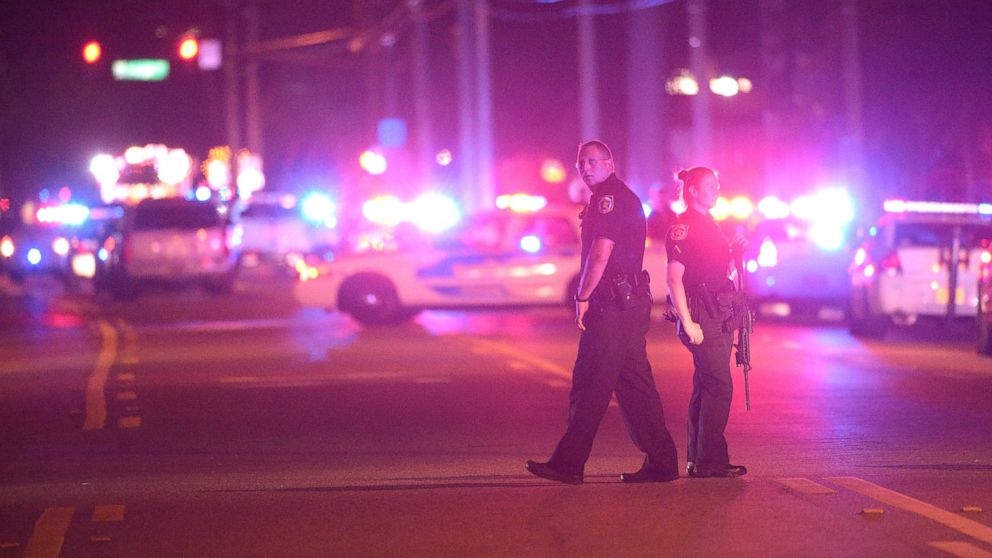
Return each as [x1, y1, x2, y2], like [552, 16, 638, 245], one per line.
[178, 37, 199, 61]
[0, 198, 9, 212]
[83, 41, 102, 64]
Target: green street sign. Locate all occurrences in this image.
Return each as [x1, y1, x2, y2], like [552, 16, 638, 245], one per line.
[111, 59, 170, 81]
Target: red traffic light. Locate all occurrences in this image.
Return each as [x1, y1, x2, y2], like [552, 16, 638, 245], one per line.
[178, 36, 199, 61]
[82, 40, 102, 64]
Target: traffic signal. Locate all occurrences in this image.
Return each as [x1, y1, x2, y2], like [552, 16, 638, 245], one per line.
[82, 40, 102, 64]
[178, 36, 199, 61]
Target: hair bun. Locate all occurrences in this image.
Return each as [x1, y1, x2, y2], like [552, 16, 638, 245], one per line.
[677, 169, 688, 181]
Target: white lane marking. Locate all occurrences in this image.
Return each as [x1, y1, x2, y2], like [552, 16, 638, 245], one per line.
[775, 478, 837, 495]
[83, 321, 117, 431]
[92, 505, 126, 523]
[469, 338, 571, 380]
[929, 541, 992, 558]
[829, 477, 992, 545]
[22, 507, 75, 558]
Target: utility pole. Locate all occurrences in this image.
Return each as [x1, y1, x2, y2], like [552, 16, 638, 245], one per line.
[687, 0, 711, 162]
[626, 5, 666, 194]
[456, 1, 478, 212]
[759, 0, 787, 194]
[223, 1, 242, 154]
[244, 0, 263, 156]
[577, 0, 600, 141]
[474, 0, 494, 211]
[841, 0, 864, 196]
[409, 0, 434, 187]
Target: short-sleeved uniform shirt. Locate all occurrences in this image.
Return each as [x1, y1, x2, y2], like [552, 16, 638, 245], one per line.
[666, 207, 731, 290]
[580, 173, 646, 300]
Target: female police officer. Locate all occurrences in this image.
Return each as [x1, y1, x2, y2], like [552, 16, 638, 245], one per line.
[666, 167, 747, 478]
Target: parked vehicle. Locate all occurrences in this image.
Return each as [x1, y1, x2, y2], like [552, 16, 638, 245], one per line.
[978, 239, 992, 356]
[236, 192, 339, 274]
[848, 200, 992, 338]
[102, 198, 241, 298]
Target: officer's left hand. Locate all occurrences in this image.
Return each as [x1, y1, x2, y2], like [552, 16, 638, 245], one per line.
[731, 232, 749, 250]
[575, 300, 589, 331]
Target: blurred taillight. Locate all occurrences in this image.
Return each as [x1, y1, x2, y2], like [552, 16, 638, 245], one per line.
[0, 235, 14, 258]
[879, 251, 902, 274]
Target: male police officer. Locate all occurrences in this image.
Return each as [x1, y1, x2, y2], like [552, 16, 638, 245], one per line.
[526, 141, 679, 484]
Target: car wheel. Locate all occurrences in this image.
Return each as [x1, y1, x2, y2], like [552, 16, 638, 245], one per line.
[338, 273, 407, 325]
[978, 295, 992, 356]
[847, 289, 888, 338]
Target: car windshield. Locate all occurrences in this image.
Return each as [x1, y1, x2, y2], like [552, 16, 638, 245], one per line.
[435, 213, 509, 251]
[134, 202, 221, 231]
[895, 223, 992, 249]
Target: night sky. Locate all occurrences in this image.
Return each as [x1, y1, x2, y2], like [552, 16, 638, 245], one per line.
[2, 0, 991, 215]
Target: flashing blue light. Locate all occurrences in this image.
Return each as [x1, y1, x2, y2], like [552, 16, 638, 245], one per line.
[301, 192, 337, 227]
[765, 276, 776, 287]
[642, 203, 652, 218]
[27, 248, 42, 266]
[520, 235, 542, 253]
[98, 248, 109, 262]
[980, 203, 992, 216]
[195, 186, 212, 202]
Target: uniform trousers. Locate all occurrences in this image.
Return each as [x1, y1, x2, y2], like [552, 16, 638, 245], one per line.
[679, 309, 734, 471]
[549, 294, 678, 476]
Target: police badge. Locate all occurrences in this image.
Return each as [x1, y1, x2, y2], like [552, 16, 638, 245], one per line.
[598, 195, 614, 214]
[669, 224, 688, 240]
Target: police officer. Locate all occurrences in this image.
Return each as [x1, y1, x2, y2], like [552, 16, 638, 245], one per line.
[526, 141, 679, 484]
[666, 166, 747, 478]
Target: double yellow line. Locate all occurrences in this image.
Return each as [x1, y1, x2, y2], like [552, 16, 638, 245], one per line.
[82, 320, 118, 431]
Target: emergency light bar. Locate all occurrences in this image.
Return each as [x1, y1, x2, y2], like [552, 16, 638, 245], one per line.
[883, 199, 992, 215]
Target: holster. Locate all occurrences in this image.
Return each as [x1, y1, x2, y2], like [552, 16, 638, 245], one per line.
[611, 270, 651, 310]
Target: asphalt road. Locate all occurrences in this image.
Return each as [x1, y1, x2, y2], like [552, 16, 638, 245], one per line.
[1, 272, 991, 557]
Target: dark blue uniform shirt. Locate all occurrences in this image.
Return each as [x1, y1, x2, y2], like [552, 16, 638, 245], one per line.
[665, 207, 731, 290]
[580, 173, 646, 300]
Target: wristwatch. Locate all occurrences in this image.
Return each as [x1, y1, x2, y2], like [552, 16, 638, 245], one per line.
[574, 294, 590, 303]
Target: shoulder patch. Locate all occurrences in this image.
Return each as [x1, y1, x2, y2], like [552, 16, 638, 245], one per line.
[598, 195, 614, 214]
[669, 224, 688, 241]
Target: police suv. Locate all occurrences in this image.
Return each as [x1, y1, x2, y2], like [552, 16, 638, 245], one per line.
[848, 200, 992, 338]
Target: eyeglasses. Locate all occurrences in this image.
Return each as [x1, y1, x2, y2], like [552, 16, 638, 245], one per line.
[575, 158, 611, 170]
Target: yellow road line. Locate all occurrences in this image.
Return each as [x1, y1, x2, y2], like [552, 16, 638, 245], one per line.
[830, 477, 992, 545]
[469, 338, 571, 380]
[775, 478, 837, 495]
[118, 416, 142, 429]
[83, 321, 117, 431]
[929, 541, 992, 558]
[22, 507, 74, 558]
[92, 505, 126, 523]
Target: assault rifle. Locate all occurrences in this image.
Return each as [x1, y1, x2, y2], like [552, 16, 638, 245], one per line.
[732, 249, 754, 410]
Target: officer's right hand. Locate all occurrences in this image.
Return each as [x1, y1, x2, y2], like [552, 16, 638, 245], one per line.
[575, 300, 589, 331]
[683, 321, 704, 345]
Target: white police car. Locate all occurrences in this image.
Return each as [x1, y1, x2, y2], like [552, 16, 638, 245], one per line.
[294, 204, 667, 325]
[848, 200, 992, 337]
